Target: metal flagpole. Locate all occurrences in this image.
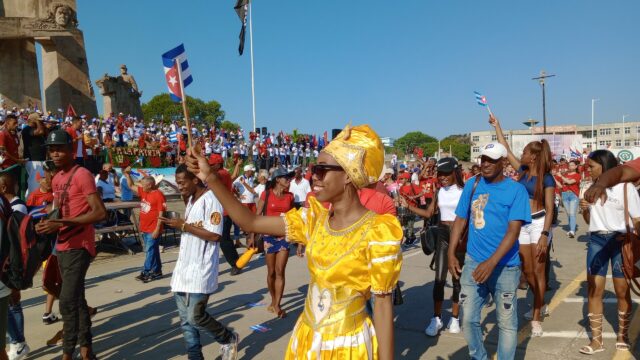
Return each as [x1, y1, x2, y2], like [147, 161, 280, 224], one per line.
[176, 59, 192, 149]
[249, 2, 257, 133]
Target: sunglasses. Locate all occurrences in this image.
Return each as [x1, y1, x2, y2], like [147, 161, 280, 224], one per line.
[311, 164, 344, 180]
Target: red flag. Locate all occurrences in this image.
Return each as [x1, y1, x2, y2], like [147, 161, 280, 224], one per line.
[66, 104, 77, 117]
[313, 135, 318, 148]
[323, 131, 328, 144]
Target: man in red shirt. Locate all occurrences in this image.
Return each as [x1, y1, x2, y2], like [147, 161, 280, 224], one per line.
[208, 153, 241, 275]
[65, 117, 85, 167]
[124, 170, 167, 283]
[399, 172, 421, 244]
[26, 170, 54, 212]
[35, 130, 106, 360]
[0, 114, 25, 196]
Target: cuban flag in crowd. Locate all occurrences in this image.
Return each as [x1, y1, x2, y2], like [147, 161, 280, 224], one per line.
[162, 44, 193, 103]
[474, 91, 488, 107]
[168, 131, 178, 143]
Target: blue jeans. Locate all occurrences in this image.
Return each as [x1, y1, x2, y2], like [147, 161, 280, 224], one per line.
[561, 191, 579, 233]
[174, 292, 234, 360]
[142, 232, 162, 274]
[587, 232, 625, 278]
[460, 256, 520, 360]
[7, 302, 24, 344]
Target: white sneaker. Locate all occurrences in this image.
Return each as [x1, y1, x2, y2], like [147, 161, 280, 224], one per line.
[7, 344, 17, 359]
[220, 332, 239, 360]
[447, 317, 461, 333]
[10, 342, 30, 360]
[524, 305, 549, 320]
[424, 316, 443, 337]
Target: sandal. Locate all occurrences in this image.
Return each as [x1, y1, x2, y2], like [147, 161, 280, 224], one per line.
[616, 311, 631, 351]
[277, 309, 287, 319]
[531, 320, 543, 337]
[579, 313, 605, 355]
[267, 305, 275, 313]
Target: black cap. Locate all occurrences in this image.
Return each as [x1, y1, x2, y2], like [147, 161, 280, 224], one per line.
[45, 130, 72, 146]
[436, 157, 458, 173]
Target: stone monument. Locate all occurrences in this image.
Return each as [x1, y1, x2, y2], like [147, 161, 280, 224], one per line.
[0, 0, 97, 116]
[95, 64, 143, 119]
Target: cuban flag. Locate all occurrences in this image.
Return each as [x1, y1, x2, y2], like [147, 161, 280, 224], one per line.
[169, 131, 178, 143]
[474, 91, 488, 107]
[162, 44, 193, 102]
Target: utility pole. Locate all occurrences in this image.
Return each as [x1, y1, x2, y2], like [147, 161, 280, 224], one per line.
[532, 70, 556, 134]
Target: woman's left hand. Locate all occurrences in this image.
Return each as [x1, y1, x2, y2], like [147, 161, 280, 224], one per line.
[536, 237, 548, 262]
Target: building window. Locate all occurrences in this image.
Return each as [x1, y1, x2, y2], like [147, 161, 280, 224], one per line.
[491, 135, 497, 141]
[614, 128, 620, 135]
[472, 136, 479, 142]
[625, 140, 630, 146]
[472, 146, 480, 153]
[504, 134, 510, 140]
[599, 141, 605, 147]
[625, 127, 631, 134]
[599, 128, 611, 136]
[616, 140, 622, 147]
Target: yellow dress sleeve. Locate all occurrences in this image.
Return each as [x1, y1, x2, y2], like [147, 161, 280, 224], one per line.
[282, 196, 326, 246]
[367, 214, 404, 294]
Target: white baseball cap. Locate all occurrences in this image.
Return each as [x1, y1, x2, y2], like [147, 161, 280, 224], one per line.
[481, 142, 508, 160]
[243, 164, 256, 172]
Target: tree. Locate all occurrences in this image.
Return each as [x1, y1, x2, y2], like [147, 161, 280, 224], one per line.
[220, 120, 241, 132]
[441, 134, 471, 161]
[393, 131, 438, 157]
[141, 93, 225, 128]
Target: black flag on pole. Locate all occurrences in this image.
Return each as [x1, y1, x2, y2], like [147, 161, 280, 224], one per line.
[234, 0, 249, 55]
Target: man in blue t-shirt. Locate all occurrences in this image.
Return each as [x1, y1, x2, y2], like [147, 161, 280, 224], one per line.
[449, 142, 531, 360]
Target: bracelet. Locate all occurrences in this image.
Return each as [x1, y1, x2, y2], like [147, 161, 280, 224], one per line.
[541, 230, 550, 237]
[181, 222, 187, 232]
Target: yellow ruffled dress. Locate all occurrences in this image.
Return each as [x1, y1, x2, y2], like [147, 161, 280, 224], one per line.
[282, 197, 403, 360]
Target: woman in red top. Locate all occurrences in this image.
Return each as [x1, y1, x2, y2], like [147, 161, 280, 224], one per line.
[255, 168, 294, 318]
[560, 160, 582, 237]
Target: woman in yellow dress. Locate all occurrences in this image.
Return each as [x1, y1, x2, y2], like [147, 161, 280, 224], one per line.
[185, 124, 402, 360]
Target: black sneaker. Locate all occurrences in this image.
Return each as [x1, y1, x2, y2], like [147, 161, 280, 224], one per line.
[142, 272, 163, 283]
[230, 267, 242, 276]
[42, 312, 60, 325]
[135, 272, 148, 282]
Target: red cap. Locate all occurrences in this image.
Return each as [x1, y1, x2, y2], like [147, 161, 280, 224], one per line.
[399, 172, 411, 180]
[208, 154, 223, 165]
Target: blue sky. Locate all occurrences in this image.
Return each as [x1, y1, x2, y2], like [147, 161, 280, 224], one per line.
[74, 0, 639, 139]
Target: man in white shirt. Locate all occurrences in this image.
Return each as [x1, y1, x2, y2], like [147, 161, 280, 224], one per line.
[289, 167, 311, 209]
[160, 165, 238, 360]
[233, 164, 257, 247]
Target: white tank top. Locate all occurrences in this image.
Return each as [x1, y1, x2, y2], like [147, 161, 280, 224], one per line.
[437, 185, 464, 221]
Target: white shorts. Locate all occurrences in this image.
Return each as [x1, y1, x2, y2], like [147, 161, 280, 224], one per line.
[519, 213, 547, 245]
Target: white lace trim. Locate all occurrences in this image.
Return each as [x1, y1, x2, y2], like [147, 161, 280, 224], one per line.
[368, 240, 401, 247]
[370, 254, 398, 264]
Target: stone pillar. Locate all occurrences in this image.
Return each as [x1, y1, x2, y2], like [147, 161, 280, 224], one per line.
[40, 31, 97, 117]
[0, 38, 41, 109]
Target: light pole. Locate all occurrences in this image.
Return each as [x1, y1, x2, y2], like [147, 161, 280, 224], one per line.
[532, 70, 556, 133]
[623, 114, 629, 147]
[591, 98, 599, 149]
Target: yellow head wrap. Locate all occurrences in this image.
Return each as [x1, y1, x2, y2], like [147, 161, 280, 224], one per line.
[323, 124, 385, 189]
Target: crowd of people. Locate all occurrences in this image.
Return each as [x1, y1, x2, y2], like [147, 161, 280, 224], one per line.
[0, 106, 638, 360]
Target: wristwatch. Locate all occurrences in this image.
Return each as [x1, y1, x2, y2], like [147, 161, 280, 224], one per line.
[541, 230, 550, 237]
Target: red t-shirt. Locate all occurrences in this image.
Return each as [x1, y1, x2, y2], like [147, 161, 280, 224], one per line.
[26, 188, 54, 207]
[562, 172, 581, 196]
[0, 130, 19, 168]
[419, 177, 437, 199]
[138, 187, 167, 233]
[625, 158, 640, 174]
[260, 190, 294, 216]
[359, 188, 396, 216]
[53, 165, 98, 256]
[554, 175, 562, 195]
[400, 184, 422, 207]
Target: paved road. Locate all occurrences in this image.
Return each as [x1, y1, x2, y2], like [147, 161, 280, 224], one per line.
[17, 201, 640, 359]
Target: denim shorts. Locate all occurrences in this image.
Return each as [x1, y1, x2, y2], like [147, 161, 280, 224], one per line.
[263, 236, 289, 254]
[587, 232, 624, 278]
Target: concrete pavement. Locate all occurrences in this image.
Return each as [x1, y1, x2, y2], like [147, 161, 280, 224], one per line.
[15, 201, 640, 359]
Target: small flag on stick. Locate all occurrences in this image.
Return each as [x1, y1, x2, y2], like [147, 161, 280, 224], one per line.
[474, 91, 493, 116]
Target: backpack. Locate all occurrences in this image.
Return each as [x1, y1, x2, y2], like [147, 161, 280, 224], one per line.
[1, 211, 53, 290]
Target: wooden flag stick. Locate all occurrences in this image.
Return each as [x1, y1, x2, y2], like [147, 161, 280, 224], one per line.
[486, 105, 494, 117]
[175, 60, 192, 149]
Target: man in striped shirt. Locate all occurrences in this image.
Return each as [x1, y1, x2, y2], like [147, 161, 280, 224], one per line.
[160, 165, 238, 360]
